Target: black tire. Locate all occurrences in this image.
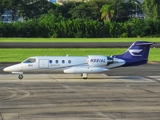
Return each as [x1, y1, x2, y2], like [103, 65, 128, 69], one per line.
[18, 74, 23, 79]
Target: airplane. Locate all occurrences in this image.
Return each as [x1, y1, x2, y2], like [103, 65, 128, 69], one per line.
[3, 41, 153, 79]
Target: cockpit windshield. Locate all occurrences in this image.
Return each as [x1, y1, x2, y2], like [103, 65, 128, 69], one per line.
[23, 58, 36, 63]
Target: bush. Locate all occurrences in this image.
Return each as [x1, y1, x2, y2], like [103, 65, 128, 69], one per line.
[0, 16, 160, 38]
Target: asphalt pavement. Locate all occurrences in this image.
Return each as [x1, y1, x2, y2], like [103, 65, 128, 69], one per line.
[0, 74, 160, 120]
[0, 42, 159, 48]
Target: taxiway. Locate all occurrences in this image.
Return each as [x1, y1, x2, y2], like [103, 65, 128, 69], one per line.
[0, 74, 160, 120]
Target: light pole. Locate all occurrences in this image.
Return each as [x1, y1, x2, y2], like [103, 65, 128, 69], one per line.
[135, 1, 138, 18]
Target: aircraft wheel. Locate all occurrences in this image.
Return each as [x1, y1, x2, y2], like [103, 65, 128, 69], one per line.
[18, 74, 23, 80]
[82, 73, 88, 79]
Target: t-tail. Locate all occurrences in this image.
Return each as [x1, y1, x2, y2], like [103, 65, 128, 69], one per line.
[114, 41, 153, 66]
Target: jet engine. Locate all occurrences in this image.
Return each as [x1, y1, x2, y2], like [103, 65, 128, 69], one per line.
[88, 55, 113, 67]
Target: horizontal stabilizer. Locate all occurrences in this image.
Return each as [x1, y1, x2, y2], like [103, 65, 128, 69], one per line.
[136, 42, 154, 46]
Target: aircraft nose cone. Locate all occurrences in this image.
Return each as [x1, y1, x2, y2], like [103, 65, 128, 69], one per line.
[3, 64, 22, 72]
[3, 67, 10, 72]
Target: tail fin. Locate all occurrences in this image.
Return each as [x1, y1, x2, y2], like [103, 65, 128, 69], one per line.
[114, 41, 153, 66]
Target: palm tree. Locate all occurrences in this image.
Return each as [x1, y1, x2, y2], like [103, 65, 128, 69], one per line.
[100, 4, 114, 21]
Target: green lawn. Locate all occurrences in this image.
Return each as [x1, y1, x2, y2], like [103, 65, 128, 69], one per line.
[0, 38, 160, 42]
[0, 48, 158, 62]
[0, 38, 159, 62]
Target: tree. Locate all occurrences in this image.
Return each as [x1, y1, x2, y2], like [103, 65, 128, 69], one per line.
[142, 0, 160, 21]
[2, 0, 22, 22]
[68, 2, 93, 19]
[100, 0, 140, 22]
[68, 1, 99, 20]
[100, 4, 114, 21]
[54, 1, 75, 19]
[18, 0, 56, 21]
[0, 0, 6, 15]
[59, 0, 107, 20]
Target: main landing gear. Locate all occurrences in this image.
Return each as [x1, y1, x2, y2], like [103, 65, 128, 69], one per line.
[18, 74, 23, 80]
[81, 73, 88, 79]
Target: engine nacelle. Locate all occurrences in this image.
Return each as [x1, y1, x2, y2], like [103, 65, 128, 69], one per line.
[88, 55, 113, 67]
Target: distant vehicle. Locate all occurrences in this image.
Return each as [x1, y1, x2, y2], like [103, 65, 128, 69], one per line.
[3, 41, 153, 79]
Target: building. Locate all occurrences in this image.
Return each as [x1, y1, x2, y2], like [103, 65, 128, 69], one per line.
[0, 10, 20, 23]
[48, 0, 56, 3]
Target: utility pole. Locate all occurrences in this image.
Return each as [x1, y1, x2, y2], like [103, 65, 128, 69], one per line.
[135, 1, 138, 18]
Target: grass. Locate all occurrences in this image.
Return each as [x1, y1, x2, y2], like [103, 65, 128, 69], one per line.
[0, 38, 159, 62]
[0, 38, 160, 42]
[0, 48, 159, 62]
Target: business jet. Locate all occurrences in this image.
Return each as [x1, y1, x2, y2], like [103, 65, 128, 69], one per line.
[3, 41, 153, 79]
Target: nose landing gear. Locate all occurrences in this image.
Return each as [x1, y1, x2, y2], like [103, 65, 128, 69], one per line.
[18, 74, 23, 79]
[11, 72, 23, 80]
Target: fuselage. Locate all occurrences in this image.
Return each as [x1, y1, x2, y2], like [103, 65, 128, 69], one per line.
[3, 56, 125, 73]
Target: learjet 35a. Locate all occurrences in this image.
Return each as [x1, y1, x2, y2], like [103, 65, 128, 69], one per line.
[3, 41, 153, 79]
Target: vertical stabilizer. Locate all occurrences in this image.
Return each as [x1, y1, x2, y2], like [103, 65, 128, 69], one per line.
[114, 41, 153, 66]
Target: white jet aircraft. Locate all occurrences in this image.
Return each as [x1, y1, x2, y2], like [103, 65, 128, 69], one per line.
[3, 41, 153, 79]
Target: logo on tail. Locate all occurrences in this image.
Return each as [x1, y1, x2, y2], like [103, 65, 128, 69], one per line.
[128, 49, 142, 56]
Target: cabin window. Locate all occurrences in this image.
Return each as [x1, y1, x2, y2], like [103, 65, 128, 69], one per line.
[62, 60, 65, 64]
[55, 60, 58, 64]
[23, 58, 36, 63]
[49, 60, 52, 64]
[68, 60, 71, 64]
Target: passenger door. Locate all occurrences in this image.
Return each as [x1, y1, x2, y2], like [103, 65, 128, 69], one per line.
[39, 59, 49, 69]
